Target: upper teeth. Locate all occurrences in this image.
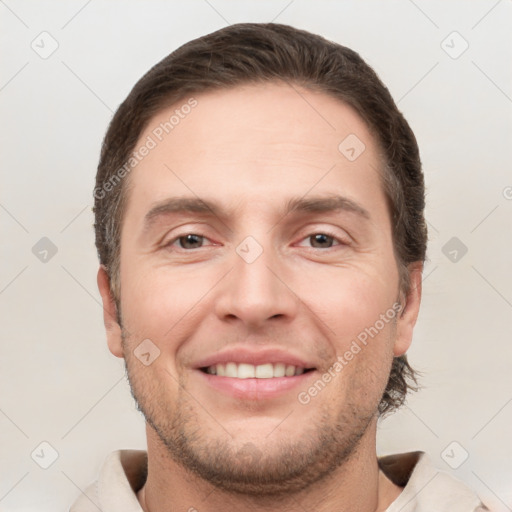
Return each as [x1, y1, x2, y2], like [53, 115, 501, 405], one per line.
[205, 363, 305, 378]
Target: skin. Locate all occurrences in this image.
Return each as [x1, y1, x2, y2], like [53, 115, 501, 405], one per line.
[98, 82, 423, 512]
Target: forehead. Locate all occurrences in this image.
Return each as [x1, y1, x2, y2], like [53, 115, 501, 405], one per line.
[125, 82, 385, 218]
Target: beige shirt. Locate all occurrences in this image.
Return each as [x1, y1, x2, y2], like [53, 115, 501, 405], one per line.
[70, 450, 489, 511]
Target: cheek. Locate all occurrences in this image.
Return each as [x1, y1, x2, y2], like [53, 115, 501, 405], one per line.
[119, 263, 215, 344]
[324, 315, 396, 413]
[299, 265, 398, 344]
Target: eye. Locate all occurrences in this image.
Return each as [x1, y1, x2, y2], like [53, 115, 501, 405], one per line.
[168, 233, 209, 250]
[297, 232, 346, 249]
[165, 231, 347, 251]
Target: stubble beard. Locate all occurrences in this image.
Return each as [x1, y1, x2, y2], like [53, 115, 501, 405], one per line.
[122, 333, 378, 498]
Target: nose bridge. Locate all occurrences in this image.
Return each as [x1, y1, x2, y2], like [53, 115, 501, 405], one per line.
[236, 235, 279, 296]
[214, 233, 297, 326]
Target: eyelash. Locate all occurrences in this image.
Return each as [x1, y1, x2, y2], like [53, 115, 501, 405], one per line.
[165, 230, 349, 251]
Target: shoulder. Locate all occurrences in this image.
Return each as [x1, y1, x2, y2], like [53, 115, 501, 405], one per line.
[69, 450, 147, 512]
[380, 451, 490, 512]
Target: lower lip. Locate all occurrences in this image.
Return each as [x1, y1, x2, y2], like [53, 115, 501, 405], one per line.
[197, 370, 316, 400]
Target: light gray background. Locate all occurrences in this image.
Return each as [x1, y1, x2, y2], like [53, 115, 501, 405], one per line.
[1, 1, 511, 510]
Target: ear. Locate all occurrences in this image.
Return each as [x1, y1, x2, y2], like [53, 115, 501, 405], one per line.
[393, 261, 423, 357]
[97, 266, 124, 358]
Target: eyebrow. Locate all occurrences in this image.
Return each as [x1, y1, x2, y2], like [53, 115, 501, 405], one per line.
[143, 194, 371, 233]
[285, 195, 370, 220]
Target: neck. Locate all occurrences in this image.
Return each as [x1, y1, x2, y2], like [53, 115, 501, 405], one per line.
[137, 420, 402, 512]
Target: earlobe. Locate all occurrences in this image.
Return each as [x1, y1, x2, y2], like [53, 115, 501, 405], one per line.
[97, 266, 124, 358]
[393, 262, 423, 357]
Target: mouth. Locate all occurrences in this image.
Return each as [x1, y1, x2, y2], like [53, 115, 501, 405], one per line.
[200, 362, 315, 379]
[197, 363, 317, 401]
[193, 347, 318, 400]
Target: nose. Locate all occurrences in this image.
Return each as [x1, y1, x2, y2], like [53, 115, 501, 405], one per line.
[214, 239, 299, 329]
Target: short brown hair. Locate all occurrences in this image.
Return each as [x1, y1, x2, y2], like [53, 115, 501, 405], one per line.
[94, 23, 427, 415]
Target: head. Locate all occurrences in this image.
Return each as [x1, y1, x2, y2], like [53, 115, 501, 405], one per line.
[95, 23, 427, 494]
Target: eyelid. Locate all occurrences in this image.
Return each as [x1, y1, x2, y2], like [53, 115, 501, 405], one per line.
[157, 222, 215, 248]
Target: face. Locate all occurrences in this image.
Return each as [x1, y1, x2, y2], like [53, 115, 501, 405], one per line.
[99, 82, 421, 495]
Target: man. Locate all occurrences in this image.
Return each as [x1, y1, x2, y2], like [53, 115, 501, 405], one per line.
[71, 23, 489, 511]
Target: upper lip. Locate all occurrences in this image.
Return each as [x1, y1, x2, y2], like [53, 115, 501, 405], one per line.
[194, 347, 317, 369]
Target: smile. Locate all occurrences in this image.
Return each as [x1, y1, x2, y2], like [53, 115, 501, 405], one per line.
[201, 362, 313, 378]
